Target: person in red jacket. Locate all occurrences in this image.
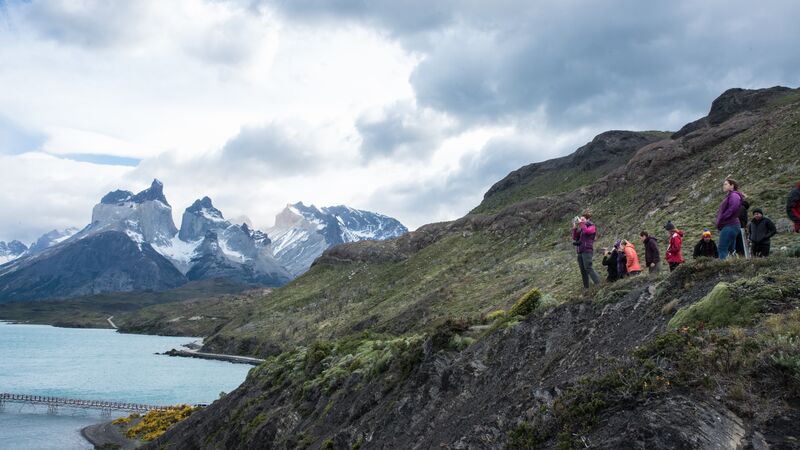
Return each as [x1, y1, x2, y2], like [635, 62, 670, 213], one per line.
[664, 221, 685, 271]
[788, 181, 800, 233]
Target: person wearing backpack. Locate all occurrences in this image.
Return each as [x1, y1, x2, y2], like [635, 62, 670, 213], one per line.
[571, 212, 601, 288]
[601, 245, 619, 282]
[639, 231, 661, 274]
[747, 208, 777, 257]
[788, 181, 800, 233]
[716, 178, 745, 260]
[736, 196, 751, 257]
[664, 221, 685, 271]
[621, 239, 641, 276]
[614, 240, 628, 279]
[693, 230, 719, 259]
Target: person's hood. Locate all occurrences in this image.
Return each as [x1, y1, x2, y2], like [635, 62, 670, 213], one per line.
[645, 236, 658, 243]
[730, 190, 744, 201]
[674, 229, 685, 237]
[624, 243, 636, 250]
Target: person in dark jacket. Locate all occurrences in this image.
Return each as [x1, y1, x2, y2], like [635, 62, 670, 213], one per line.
[639, 231, 660, 274]
[693, 230, 719, 259]
[788, 181, 800, 233]
[736, 197, 750, 257]
[571, 211, 601, 289]
[601, 245, 619, 282]
[747, 208, 777, 257]
[716, 178, 744, 260]
[614, 240, 627, 279]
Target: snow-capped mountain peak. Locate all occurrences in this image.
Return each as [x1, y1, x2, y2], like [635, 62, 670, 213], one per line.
[0, 240, 28, 265]
[267, 202, 408, 276]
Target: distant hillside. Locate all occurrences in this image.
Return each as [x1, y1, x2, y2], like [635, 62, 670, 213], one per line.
[0, 278, 253, 329]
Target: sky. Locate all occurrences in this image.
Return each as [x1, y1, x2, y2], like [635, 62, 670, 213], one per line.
[0, 0, 798, 243]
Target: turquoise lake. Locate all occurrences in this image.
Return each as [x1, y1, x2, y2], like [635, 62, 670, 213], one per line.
[0, 322, 252, 449]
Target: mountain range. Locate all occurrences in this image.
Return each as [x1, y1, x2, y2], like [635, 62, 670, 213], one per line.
[0, 182, 407, 302]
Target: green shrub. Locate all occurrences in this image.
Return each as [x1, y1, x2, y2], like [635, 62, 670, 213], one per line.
[668, 282, 762, 329]
[510, 288, 542, 317]
[485, 309, 507, 322]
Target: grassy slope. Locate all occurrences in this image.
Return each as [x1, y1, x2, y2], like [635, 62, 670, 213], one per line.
[203, 91, 800, 357]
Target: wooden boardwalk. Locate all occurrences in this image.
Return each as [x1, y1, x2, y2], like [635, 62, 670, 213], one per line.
[0, 392, 170, 415]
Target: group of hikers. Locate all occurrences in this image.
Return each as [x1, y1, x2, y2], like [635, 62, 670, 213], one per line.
[572, 179, 800, 289]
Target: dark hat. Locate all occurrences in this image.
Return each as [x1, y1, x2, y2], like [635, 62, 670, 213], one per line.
[752, 208, 764, 215]
[664, 221, 676, 231]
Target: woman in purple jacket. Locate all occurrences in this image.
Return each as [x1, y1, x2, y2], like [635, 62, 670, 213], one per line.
[716, 178, 744, 260]
[571, 211, 601, 288]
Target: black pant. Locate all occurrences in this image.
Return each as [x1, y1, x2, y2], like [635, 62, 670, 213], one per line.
[577, 253, 601, 288]
[752, 242, 771, 257]
[669, 262, 681, 272]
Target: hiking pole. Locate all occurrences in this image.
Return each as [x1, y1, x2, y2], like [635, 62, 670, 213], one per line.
[740, 228, 751, 258]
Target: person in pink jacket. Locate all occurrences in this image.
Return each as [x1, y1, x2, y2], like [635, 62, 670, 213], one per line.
[621, 239, 641, 275]
[664, 221, 685, 271]
[571, 211, 601, 289]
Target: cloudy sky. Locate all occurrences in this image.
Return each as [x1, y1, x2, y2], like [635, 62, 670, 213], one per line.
[1, 0, 798, 243]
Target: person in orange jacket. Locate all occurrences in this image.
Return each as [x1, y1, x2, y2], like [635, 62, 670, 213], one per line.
[621, 239, 641, 275]
[664, 221, 685, 271]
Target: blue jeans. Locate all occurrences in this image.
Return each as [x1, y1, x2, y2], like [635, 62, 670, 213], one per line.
[718, 225, 739, 260]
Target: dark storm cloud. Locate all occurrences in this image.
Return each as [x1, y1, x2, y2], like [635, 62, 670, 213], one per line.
[355, 101, 453, 161]
[268, 0, 455, 36]
[219, 123, 320, 175]
[268, 0, 800, 128]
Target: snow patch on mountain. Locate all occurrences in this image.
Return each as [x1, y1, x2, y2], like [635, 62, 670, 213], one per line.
[267, 202, 408, 277]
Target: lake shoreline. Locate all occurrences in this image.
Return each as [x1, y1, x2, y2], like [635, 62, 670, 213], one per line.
[81, 420, 140, 450]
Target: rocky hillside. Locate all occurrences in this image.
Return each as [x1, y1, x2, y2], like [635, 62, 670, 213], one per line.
[146, 86, 800, 449]
[151, 258, 800, 449]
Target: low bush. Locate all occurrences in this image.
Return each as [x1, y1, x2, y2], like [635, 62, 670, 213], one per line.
[510, 288, 542, 317]
[125, 405, 198, 441]
[668, 282, 762, 329]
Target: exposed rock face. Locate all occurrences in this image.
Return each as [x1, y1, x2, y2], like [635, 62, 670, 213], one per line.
[87, 179, 178, 247]
[268, 202, 408, 276]
[184, 230, 290, 285]
[672, 86, 794, 138]
[0, 231, 186, 302]
[178, 196, 227, 242]
[169, 197, 291, 286]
